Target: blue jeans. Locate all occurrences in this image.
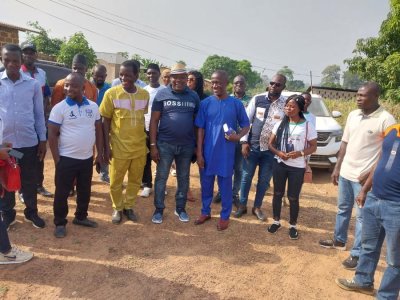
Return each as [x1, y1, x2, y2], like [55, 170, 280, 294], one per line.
[334, 176, 363, 257]
[232, 143, 243, 196]
[239, 147, 274, 208]
[354, 192, 400, 299]
[154, 141, 194, 214]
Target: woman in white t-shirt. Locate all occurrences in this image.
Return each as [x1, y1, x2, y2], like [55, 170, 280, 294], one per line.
[267, 95, 317, 239]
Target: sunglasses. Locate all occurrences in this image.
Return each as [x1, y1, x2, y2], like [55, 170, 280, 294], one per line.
[269, 81, 282, 87]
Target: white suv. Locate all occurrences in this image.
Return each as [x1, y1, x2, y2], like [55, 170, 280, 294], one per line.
[281, 92, 343, 170]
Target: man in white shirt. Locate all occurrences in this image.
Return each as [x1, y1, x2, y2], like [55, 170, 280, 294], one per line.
[319, 82, 396, 270]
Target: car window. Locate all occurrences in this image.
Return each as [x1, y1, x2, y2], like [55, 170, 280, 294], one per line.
[308, 98, 331, 117]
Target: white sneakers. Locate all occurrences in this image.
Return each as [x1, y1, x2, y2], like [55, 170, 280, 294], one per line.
[0, 246, 33, 265]
[140, 187, 152, 198]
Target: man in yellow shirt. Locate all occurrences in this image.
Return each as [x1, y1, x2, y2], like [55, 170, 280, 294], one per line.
[99, 60, 149, 224]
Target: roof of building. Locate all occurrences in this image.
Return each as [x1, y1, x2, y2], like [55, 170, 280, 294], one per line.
[0, 21, 40, 34]
[95, 52, 126, 64]
[307, 85, 357, 93]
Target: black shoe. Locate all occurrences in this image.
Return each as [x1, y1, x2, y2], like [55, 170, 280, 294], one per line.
[72, 217, 98, 228]
[252, 207, 266, 221]
[112, 210, 122, 224]
[212, 192, 221, 204]
[37, 186, 53, 197]
[267, 223, 281, 234]
[123, 209, 138, 222]
[232, 194, 240, 210]
[342, 255, 359, 270]
[335, 278, 374, 295]
[234, 206, 247, 218]
[54, 225, 66, 238]
[289, 227, 299, 240]
[319, 238, 346, 251]
[24, 214, 45, 229]
[68, 188, 75, 197]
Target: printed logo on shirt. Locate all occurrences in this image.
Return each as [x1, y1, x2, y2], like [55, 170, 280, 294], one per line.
[85, 109, 93, 118]
[69, 111, 77, 119]
[164, 100, 195, 108]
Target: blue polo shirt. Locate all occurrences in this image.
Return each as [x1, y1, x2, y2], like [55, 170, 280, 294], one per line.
[372, 124, 400, 202]
[195, 95, 250, 177]
[152, 85, 200, 146]
[94, 82, 111, 106]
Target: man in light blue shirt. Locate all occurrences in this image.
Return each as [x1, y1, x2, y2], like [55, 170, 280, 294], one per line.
[0, 44, 47, 229]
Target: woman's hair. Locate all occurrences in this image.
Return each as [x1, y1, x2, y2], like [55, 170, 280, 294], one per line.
[188, 70, 206, 100]
[275, 94, 306, 151]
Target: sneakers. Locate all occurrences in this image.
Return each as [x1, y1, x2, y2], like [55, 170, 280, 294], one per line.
[252, 207, 266, 221]
[319, 238, 346, 251]
[335, 278, 374, 296]
[289, 227, 299, 240]
[123, 209, 138, 222]
[72, 217, 98, 228]
[267, 222, 281, 234]
[212, 192, 221, 204]
[342, 255, 359, 270]
[152, 212, 163, 224]
[112, 210, 122, 224]
[234, 206, 247, 218]
[140, 187, 152, 198]
[0, 246, 33, 265]
[24, 214, 45, 229]
[100, 174, 110, 184]
[54, 225, 66, 238]
[174, 210, 189, 222]
[37, 186, 53, 197]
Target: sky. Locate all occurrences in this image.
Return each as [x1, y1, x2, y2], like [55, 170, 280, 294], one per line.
[1, 0, 390, 84]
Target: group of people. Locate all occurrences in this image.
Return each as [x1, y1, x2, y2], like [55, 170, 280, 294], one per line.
[0, 41, 398, 299]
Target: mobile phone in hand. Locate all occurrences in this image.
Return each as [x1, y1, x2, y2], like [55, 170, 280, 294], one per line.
[8, 149, 24, 159]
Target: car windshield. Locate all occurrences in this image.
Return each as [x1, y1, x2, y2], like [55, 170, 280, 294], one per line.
[308, 98, 331, 117]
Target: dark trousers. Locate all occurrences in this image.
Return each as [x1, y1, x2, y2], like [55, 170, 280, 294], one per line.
[37, 158, 44, 187]
[53, 156, 93, 226]
[0, 145, 39, 222]
[0, 213, 11, 253]
[142, 130, 152, 188]
[272, 160, 305, 225]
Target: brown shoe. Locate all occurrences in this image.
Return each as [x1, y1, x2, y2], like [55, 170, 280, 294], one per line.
[194, 214, 211, 225]
[252, 207, 266, 221]
[217, 219, 229, 231]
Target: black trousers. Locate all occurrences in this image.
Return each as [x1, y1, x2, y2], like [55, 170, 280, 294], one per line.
[0, 145, 39, 222]
[53, 156, 93, 226]
[141, 130, 153, 188]
[272, 160, 305, 225]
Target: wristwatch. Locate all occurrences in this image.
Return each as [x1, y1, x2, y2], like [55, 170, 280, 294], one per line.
[240, 141, 248, 145]
[300, 151, 305, 157]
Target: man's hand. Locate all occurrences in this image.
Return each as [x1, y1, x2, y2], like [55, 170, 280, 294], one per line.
[225, 133, 241, 142]
[104, 148, 112, 165]
[278, 151, 289, 161]
[196, 152, 205, 169]
[37, 141, 47, 161]
[287, 151, 301, 159]
[331, 167, 340, 186]
[150, 146, 160, 163]
[0, 148, 11, 160]
[356, 190, 368, 208]
[241, 143, 250, 159]
[95, 154, 103, 166]
[358, 172, 370, 186]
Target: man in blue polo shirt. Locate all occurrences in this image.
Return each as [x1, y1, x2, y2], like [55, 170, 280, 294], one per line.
[149, 63, 200, 224]
[195, 70, 250, 231]
[336, 124, 400, 299]
[48, 73, 103, 238]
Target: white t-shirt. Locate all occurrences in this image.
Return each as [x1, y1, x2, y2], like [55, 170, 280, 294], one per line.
[49, 98, 100, 160]
[111, 78, 146, 88]
[272, 120, 317, 168]
[340, 107, 396, 182]
[143, 84, 166, 131]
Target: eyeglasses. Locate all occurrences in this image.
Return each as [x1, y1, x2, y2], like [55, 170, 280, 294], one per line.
[269, 81, 282, 87]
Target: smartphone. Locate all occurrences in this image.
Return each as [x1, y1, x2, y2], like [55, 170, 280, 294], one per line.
[8, 149, 24, 159]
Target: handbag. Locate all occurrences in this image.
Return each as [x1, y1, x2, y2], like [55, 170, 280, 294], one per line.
[0, 157, 21, 193]
[303, 122, 313, 183]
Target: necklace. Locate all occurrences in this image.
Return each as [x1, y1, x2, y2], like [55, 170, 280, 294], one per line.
[289, 121, 300, 137]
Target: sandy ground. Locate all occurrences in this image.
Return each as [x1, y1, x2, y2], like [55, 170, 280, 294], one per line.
[0, 154, 386, 300]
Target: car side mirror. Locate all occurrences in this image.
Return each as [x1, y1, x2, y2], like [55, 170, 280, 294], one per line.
[332, 111, 342, 118]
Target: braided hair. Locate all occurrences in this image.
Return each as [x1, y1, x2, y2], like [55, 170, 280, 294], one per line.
[188, 70, 206, 100]
[275, 94, 306, 151]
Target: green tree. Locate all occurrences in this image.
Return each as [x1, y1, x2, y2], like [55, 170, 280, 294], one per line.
[176, 60, 186, 66]
[57, 32, 97, 69]
[25, 21, 64, 57]
[342, 70, 364, 90]
[117, 51, 129, 59]
[200, 55, 261, 88]
[277, 66, 294, 82]
[321, 64, 341, 88]
[277, 66, 305, 91]
[345, 0, 400, 101]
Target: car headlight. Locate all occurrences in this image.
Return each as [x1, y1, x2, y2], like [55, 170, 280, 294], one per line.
[331, 130, 343, 142]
